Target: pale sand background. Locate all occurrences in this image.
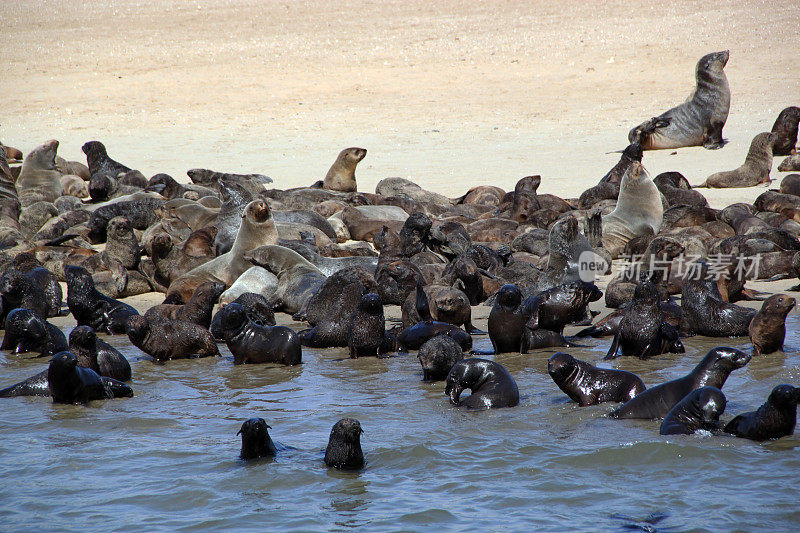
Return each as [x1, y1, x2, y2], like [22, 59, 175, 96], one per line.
[2, 0, 799, 210]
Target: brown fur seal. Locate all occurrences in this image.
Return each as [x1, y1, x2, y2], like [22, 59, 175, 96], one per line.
[445, 358, 519, 409]
[166, 200, 278, 303]
[218, 303, 301, 365]
[629, 50, 730, 150]
[324, 418, 364, 470]
[145, 281, 226, 329]
[68, 325, 131, 382]
[600, 161, 663, 258]
[417, 335, 466, 380]
[749, 294, 795, 356]
[321, 147, 366, 192]
[243, 245, 326, 315]
[771, 106, 800, 156]
[65, 265, 139, 335]
[401, 284, 481, 333]
[47, 352, 133, 404]
[547, 352, 645, 406]
[237, 418, 278, 459]
[779, 154, 800, 172]
[697, 132, 774, 188]
[724, 384, 800, 441]
[679, 262, 756, 337]
[1, 308, 68, 359]
[16, 140, 63, 207]
[660, 387, 726, 435]
[609, 347, 750, 419]
[126, 315, 219, 362]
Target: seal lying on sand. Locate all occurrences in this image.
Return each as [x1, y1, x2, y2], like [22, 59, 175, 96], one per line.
[697, 132, 774, 188]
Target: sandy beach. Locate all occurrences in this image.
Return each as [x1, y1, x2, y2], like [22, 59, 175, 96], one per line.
[2, 0, 799, 208]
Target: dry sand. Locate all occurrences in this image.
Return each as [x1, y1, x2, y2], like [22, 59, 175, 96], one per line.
[2, 0, 799, 209]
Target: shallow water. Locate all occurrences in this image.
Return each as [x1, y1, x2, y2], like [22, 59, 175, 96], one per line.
[2, 312, 800, 532]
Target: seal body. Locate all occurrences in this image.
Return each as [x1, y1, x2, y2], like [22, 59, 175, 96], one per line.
[237, 418, 277, 459]
[322, 147, 367, 192]
[417, 335, 466, 381]
[749, 294, 795, 356]
[680, 265, 755, 337]
[324, 418, 364, 470]
[547, 352, 645, 406]
[68, 325, 132, 382]
[126, 315, 219, 362]
[487, 284, 527, 353]
[16, 140, 63, 207]
[770, 106, 800, 156]
[347, 293, 393, 358]
[48, 351, 133, 404]
[523, 281, 602, 335]
[628, 50, 730, 150]
[65, 266, 138, 335]
[1, 308, 68, 358]
[700, 132, 774, 188]
[145, 281, 225, 329]
[660, 386, 726, 435]
[445, 358, 519, 409]
[609, 347, 750, 419]
[219, 303, 301, 365]
[724, 384, 800, 441]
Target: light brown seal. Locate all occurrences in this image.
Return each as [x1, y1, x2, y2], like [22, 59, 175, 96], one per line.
[322, 147, 367, 192]
[697, 132, 774, 188]
[16, 140, 63, 207]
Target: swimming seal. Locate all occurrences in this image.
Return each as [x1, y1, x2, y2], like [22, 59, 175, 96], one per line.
[219, 303, 302, 365]
[324, 418, 365, 470]
[65, 266, 138, 335]
[126, 315, 219, 362]
[628, 50, 730, 150]
[609, 347, 750, 419]
[659, 386, 727, 435]
[322, 147, 367, 192]
[417, 335, 466, 381]
[445, 358, 519, 409]
[48, 351, 133, 404]
[547, 352, 645, 407]
[237, 418, 277, 459]
[749, 294, 795, 356]
[68, 325, 132, 382]
[697, 132, 774, 188]
[1, 308, 68, 358]
[770, 106, 800, 156]
[723, 384, 800, 441]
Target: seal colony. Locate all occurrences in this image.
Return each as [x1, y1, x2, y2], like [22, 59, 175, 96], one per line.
[1, 51, 800, 461]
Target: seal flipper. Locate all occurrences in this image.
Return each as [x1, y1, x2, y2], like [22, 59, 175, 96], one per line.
[415, 281, 433, 323]
[604, 332, 621, 360]
[0, 370, 50, 397]
[100, 376, 133, 398]
[585, 211, 603, 250]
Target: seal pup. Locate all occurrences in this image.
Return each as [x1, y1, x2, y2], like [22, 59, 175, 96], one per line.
[1, 308, 68, 358]
[487, 284, 527, 354]
[445, 358, 519, 409]
[48, 351, 133, 404]
[237, 418, 278, 459]
[749, 294, 795, 356]
[659, 387, 727, 435]
[770, 106, 800, 156]
[396, 284, 472, 351]
[609, 347, 751, 419]
[210, 292, 276, 340]
[126, 315, 219, 362]
[523, 281, 602, 335]
[680, 262, 756, 337]
[219, 303, 302, 365]
[68, 325, 131, 382]
[600, 161, 663, 258]
[0, 269, 57, 321]
[16, 140, 63, 207]
[65, 266, 138, 335]
[347, 292, 394, 358]
[723, 384, 800, 441]
[82, 141, 131, 181]
[166, 200, 279, 303]
[214, 176, 253, 255]
[145, 281, 226, 329]
[628, 50, 730, 150]
[324, 418, 365, 470]
[697, 132, 774, 188]
[547, 352, 645, 407]
[401, 284, 481, 334]
[319, 148, 367, 193]
[417, 335, 466, 381]
[779, 154, 800, 172]
[604, 281, 684, 360]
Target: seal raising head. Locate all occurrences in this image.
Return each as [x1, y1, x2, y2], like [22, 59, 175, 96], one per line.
[237, 418, 278, 459]
[323, 147, 367, 193]
[324, 418, 365, 470]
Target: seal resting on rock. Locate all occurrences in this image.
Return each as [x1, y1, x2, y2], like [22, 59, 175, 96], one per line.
[609, 347, 750, 420]
[659, 386, 727, 435]
[749, 294, 795, 356]
[628, 50, 730, 150]
[445, 358, 519, 409]
[126, 315, 219, 362]
[723, 384, 800, 441]
[324, 418, 364, 470]
[219, 303, 301, 365]
[237, 418, 278, 459]
[547, 352, 645, 407]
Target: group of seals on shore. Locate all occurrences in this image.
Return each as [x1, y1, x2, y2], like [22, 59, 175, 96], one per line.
[0, 51, 799, 449]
